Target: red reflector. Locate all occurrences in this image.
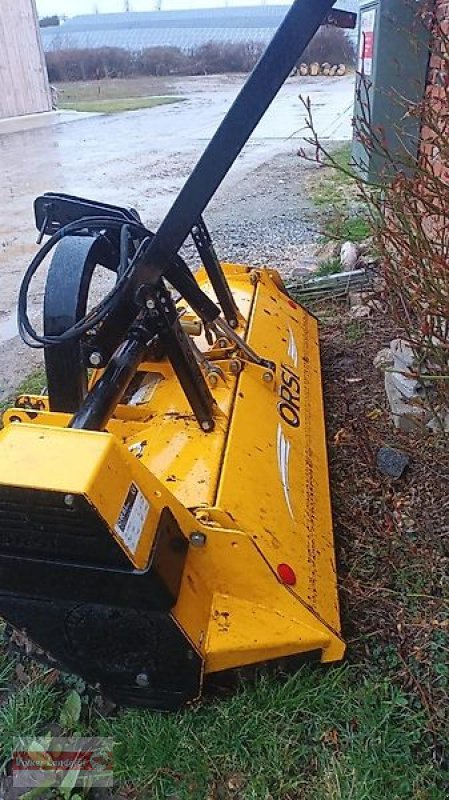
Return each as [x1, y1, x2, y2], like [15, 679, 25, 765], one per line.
[277, 563, 296, 586]
[288, 299, 298, 310]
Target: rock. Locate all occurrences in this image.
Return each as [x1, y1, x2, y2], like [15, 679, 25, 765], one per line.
[299, 63, 309, 76]
[336, 64, 346, 76]
[310, 62, 320, 76]
[390, 338, 415, 370]
[292, 259, 319, 276]
[329, 65, 338, 77]
[427, 411, 449, 433]
[373, 348, 394, 370]
[390, 370, 424, 400]
[389, 338, 428, 399]
[340, 241, 360, 271]
[351, 304, 371, 319]
[385, 373, 431, 432]
[376, 446, 410, 478]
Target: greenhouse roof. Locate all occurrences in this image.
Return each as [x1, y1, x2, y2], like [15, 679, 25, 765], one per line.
[41, 3, 358, 52]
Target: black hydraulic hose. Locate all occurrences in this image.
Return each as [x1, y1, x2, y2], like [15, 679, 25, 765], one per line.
[17, 218, 150, 348]
[137, 0, 337, 284]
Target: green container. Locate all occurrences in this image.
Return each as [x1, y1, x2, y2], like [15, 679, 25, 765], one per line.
[352, 0, 431, 183]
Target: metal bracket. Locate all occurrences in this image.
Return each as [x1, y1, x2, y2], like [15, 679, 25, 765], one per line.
[191, 217, 241, 328]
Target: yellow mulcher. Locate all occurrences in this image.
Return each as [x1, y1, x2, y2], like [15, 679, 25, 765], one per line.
[0, 0, 356, 709]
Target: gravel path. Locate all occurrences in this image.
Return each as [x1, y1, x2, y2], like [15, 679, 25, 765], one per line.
[181, 147, 323, 280]
[0, 146, 327, 402]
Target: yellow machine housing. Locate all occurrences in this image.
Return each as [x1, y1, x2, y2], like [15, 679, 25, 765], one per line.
[0, 265, 344, 708]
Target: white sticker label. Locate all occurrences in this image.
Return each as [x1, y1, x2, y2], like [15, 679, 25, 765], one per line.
[115, 483, 150, 555]
[359, 8, 376, 77]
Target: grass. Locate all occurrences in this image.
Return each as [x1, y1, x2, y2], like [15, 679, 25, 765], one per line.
[311, 144, 354, 208]
[315, 257, 342, 277]
[324, 215, 372, 244]
[0, 368, 46, 414]
[309, 143, 374, 274]
[0, 656, 444, 799]
[93, 665, 441, 800]
[60, 96, 182, 114]
[345, 321, 364, 343]
[56, 77, 184, 114]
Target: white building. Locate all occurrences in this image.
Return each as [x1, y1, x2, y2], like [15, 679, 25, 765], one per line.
[0, 0, 51, 120]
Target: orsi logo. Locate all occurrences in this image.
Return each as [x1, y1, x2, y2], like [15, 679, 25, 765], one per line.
[278, 363, 301, 428]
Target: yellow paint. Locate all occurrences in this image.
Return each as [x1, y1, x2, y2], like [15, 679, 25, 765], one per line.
[1, 264, 344, 675]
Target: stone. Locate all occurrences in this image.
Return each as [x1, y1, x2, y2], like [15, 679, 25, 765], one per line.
[427, 411, 449, 433]
[391, 338, 415, 370]
[376, 446, 410, 478]
[293, 258, 319, 276]
[340, 241, 360, 271]
[373, 348, 394, 370]
[390, 370, 424, 400]
[351, 304, 371, 319]
[385, 373, 431, 432]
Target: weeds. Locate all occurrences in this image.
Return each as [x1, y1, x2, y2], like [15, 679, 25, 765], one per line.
[315, 258, 342, 277]
[0, 684, 56, 772]
[0, 368, 46, 415]
[300, 3, 449, 422]
[345, 321, 364, 343]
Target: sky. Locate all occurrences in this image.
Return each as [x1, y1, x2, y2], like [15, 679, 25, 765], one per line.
[36, 0, 291, 18]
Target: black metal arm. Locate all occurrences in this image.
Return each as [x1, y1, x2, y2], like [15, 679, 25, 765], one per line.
[135, 0, 338, 285]
[38, 0, 339, 433]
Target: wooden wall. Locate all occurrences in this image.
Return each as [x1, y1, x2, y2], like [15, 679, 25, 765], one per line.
[0, 0, 51, 119]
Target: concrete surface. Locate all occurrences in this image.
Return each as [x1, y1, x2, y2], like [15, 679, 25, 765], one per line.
[0, 73, 354, 396]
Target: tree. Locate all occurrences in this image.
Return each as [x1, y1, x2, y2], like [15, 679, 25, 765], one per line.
[39, 15, 60, 27]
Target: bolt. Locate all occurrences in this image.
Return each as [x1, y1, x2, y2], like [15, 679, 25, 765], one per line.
[190, 532, 207, 548]
[192, 226, 199, 236]
[145, 298, 156, 310]
[263, 371, 274, 383]
[229, 319, 238, 329]
[136, 672, 149, 688]
[201, 420, 213, 432]
[89, 352, 102, 368]
[208, 373, 218, 388]
[64, 494, 75, 508]
[230, 360, 241, 375]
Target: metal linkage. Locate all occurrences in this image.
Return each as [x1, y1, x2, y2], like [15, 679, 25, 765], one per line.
[70, 285, 216, 433]
[191, 217, 240, 328]
[214, 318, 274, 371]
[70, 332, 153, 431]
